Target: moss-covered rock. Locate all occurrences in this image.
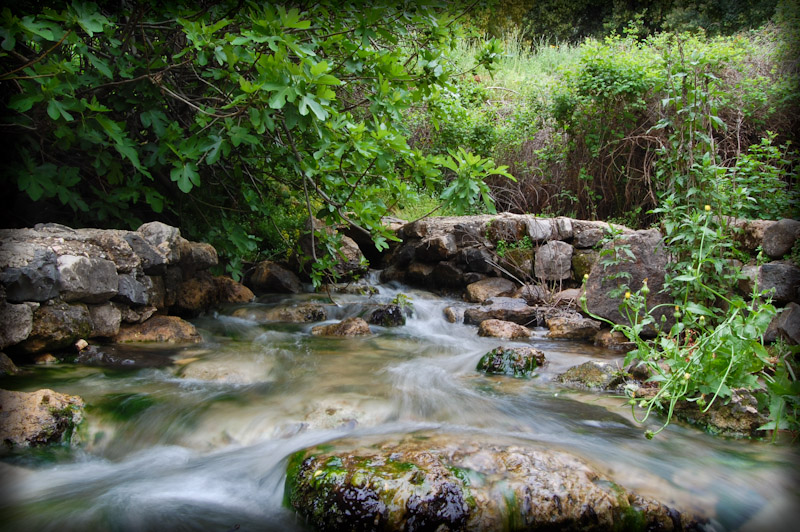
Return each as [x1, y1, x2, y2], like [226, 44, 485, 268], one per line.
[476, 346, 545, 378]
[557, 361, 628, 390]
[284, 432, 703, 531]
[0, 388, 85, 449]
[364, 304, 406, 327]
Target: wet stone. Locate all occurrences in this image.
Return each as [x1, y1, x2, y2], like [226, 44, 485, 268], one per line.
[476, 346, 545, 377]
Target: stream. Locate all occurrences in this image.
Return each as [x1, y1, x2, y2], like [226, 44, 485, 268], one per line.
[1, 278, 797, 531]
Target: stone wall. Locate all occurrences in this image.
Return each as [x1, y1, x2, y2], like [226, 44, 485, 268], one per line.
[0, 222, 253, 357]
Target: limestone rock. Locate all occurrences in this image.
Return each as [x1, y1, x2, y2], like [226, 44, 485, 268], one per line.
[762, 218, 800, 259]
[0, 301, 37, 349]
[432, 261, 465, 288]
[56, 255, 118, 303]
[673, 388, 768, 438]
[460, 247, 494, 273]
[88, 303, 122, 338]
[0, 247, 59, 302]
[114, 315, 201, 343]
[512, 284, 548, 304]
[136, 221, 182, 265]
[465, 277, 515, 303]
[246, 260, 304, 293]
[766, 302, 800, 345]
[476, 346, 544, 377]
[525, 217, 556, 242]
[499, 248, 533, 279]
[16, 302, 92, 354]
[572, 220, 611, 248]
[594, 329, 636, 352]
[311, 317, 371, 337]
[740, 262, 800, 304]
[557, 361, 626, 390]
[178, 238, 218, 274]
[464, 297, 542, 327]
[406, 261, 435, 287]
[534, 240, 573, 281]
[477, 319, 532, 339]
[115, 272, 154, 306]
[730, 219, 776, 254]
[584, 229, 672, 331]
[572, 249, 599, 281]
[546, 315, 601, 339]
[0, 388, 84, 448]
[443, 306, 465, 323]
[174, 271, 218, 315]
[415, 234, 457, 262]
[285, 432, 701, 532]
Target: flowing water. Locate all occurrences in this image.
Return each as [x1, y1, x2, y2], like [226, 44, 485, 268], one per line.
[1, 278, 797, 531]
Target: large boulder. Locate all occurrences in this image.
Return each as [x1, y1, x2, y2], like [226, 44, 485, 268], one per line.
[476, 346, 544, 377]
[0, 352, 19, 375]
[477, 319, 532, 339]
[174, 271, 218, 315]
[534, 240, 573, 281]
[136, 221, 182, 265]
[0, 388, 84, 448]
[246, 260, 304, 294]
[115, 272, 154, 306]
[311, 317, 371, 337]
[215, 276, 255, 304]
[584, 229, 672, 330]
[88, 303, 122, 338]
[740, 262, 800, 304]
[0, 245, 60, 302]
[730, 219, 776, 254]
[463, 297, 542, 327]
[15, 302, 92, 354]
[765, 302, 800, 345]
[56, 255, 118, 303]
[465, 277, 515, 303]
[762, 218, 800, 259]
[415, 234, 458, 262]
[113, 315, 201, 343]
[285, 432, 702, 532]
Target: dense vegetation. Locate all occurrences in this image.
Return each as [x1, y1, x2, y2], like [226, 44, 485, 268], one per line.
[1, 1, 798, 437]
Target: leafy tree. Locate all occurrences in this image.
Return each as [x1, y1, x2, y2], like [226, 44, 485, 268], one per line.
[0, 0, 506, 282]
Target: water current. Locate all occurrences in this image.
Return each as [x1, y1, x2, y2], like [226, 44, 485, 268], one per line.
[1, 278, 797, 531]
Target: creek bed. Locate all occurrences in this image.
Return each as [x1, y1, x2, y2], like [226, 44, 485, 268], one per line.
[0, 281, 797, 531]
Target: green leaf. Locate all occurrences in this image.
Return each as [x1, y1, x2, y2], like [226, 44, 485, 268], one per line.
[85, 51, 113, 79]
[8, 93, 43, 112]
[170, 162, 200, 193]
[47, 99, 73, 121]
[310, 60, 328, 76]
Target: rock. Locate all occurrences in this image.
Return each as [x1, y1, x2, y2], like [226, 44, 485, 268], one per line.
[0, 388, 84, 448]
[402, 215, 494, 240]
[673, 388, 768, 438]
[74, 338, 89, 351]
[766, 302, 800, 344]
[512, 284, 548, 304]
[113, 315, 201, 343]
[585, 229, 672, 331]
[15, 302, 92, 354]
[525, 217, 556, 242]
[0, 301, 37, 349]
[740, 262, 800, 304]
[432, 261, 466, 288]
[499, 248, 533, 279]
[1, 352, 20, 376]
[115, 272, 154, 306]
[178, 238, 218, 274]
[405, 261, 435, 287]
[572, 220, 626, 248]
[487, 214, 529, 242]
[557, 361, 627, 390]
[477, 319, 532, 339]
[463, 297, 542, 327]
[298, 220, 367, 280]
[285, 432, 701, 532]
[460, 247, 494, 273]
[34, 353, 59, 365]
[147, 275, 166, 309]
[364, 304, 406, 327]
[730, 219, 776, 254]
[163, 267, 182, 307]
[136, 221, 182, 265]
[177, 356, 273, 385]
[546, 315, 601, 339]
[79, 229, 141, 273]
[88, 303, 122, 338]
[551, 288, 581, 307]
[534, 240, 573, 281]
[762, 218, 800, 259]
[443, 306, 465, 323]
[311, 317, 371, 337]
[75, 345, 175, 368]
[465, 277, 516, 303]
[246, 260, 304, 294]
[553, 216, 574, 240]
[320, 283, 378, 296]
[120, 305, 157, 324]
[215, 276, 255, 304]
[232, 303, 328, 323]
[174, 271, 218, 315]
[571, 249, 599, 281]
[56, 255, 118, 303]
[0, 247, 59, 302]
[415, 234, 457, 262]
[594, 329, 636, 352]
[477, 346, 544, 377]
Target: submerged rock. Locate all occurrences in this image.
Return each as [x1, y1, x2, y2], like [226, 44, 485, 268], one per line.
[477, 319, 532, 339]
[312, 317, 371, 337]
[233, 303, 328, 323]
[113, 315, 201, 343]
[557, 361, 627, 390]
[0, 388, 84, 449]
[285, 432, 703, 532]
[476, 346, 545, 377]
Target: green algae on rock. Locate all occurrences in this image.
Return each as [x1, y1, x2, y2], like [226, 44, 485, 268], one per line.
[476, 346, 545, 378]
[284, 432, 704, 531]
